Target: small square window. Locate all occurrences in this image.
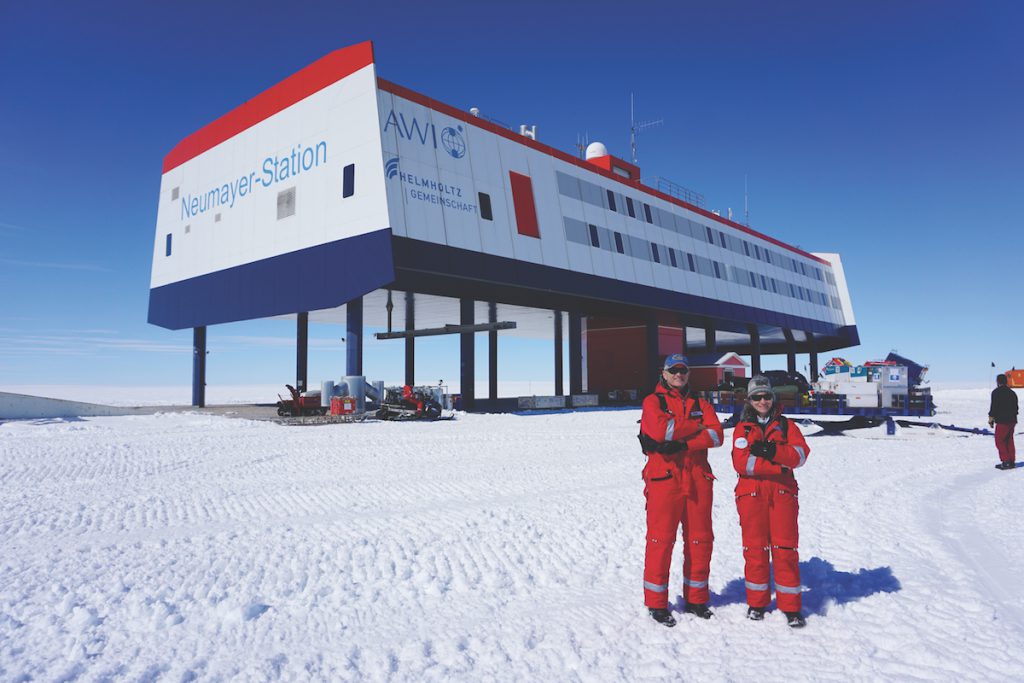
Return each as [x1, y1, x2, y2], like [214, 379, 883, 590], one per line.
[214, 213, 221, 223]
[171, 187, 179, 201]
[184, 224, 191, 234]
[479, 192, 493, 220]
[277, 187, 296, 219]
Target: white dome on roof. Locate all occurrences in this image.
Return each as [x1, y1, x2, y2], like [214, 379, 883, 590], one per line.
[585, 142, 608, 160]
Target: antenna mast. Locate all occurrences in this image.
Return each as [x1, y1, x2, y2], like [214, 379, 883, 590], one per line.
[744, 174, 749, 226]
[630, 93, 663, 166]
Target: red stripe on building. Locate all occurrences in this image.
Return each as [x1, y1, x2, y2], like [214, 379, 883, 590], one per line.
[162, 42, 375, 174]
[509, 172, 540, 238]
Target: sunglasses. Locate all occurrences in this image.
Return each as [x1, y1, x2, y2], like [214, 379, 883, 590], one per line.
[666, 367, 689, 375]
[749, 394, 773, 402]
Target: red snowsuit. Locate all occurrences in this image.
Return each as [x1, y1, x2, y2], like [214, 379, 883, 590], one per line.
[640, 382, 724, 609]
[731, 412, 810, 612]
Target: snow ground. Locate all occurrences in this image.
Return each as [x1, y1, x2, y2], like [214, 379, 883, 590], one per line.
[1, 386, 1021, 681]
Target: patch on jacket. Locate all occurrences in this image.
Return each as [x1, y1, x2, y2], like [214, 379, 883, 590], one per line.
[736, 437, 748, 449]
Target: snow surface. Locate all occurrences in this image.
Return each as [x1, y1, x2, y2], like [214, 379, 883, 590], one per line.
[1, 386, 1022, 681]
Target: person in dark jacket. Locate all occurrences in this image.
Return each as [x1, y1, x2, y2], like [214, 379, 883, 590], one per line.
[989, 374, 1018, 470]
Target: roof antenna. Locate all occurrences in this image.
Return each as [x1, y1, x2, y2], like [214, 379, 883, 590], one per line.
[744, 174, 750, 226]
[575, 131, 590, 159]
[630, 93, 662, 166]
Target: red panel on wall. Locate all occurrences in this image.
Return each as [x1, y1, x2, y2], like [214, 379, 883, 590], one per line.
[509, 172, 540, 238]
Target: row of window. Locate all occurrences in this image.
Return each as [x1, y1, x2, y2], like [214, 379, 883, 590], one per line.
[555, 171, 836, 288]
[563, 217, 841, 310]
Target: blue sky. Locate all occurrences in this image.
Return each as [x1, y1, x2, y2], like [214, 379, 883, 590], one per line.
[1, 0, 1021, 389]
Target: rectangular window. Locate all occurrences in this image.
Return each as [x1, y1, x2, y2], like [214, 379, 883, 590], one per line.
[165, 233, 172, 256]
[478, 192, 493, 220]
[706, 226, 714, 243]
[771, 279, 778, 293]
[606, 190, 617, 212]
[687, 253, 695, 271]
[669, 248, 678, 268]
[643, 203, 653, 223]
[614, 232, 624, 254]
[743, 242, 750, 257]
[749, 272, 757, 286]
[588, 223, 600, 247]
[651, 243, 660, 263]
[713, 261, 721, 278]
[626, 197, 635, 218]
[765, 250, 772, 265]
[509, 171, 540, 238]
[342, 164, 355, 198]
[718, 231, 727, 248]
[761, 275, 768, 289]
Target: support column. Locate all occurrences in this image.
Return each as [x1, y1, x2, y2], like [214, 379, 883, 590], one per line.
[346, 297, 363, 376]
[705, 323, 717, 354]
[488, 302, 498, 401]
[645, 315, 660, 384]
[192, 326, 206, 408]
[808, 332, 819, 380]
[749, 325, 761, 376]
[296, 312, 308, 392]
[460, 298, 475, 411]
[569, 312, 583, 395]
[678, 314, 688, 355]
[404, 292, 415, 386]
[783, 328, 797, 374]
[554, 311, 564, 396]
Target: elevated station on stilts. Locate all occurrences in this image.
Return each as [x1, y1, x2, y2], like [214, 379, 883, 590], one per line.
[148, 41, 858, 411]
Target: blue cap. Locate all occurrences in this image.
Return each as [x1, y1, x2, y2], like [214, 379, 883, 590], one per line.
[663, 354, 689, 370]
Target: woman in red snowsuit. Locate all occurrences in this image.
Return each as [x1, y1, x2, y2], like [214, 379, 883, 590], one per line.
[639, 354, 724, 627]
[731, 375, 810, 628]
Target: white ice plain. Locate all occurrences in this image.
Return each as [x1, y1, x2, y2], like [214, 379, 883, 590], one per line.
[1, 386, 1022, 681]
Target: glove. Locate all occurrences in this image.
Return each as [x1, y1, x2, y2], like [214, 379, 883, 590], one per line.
[989, 417, 995, 428]
[749, 440, 776, 461]
[657, 439, 688, 455]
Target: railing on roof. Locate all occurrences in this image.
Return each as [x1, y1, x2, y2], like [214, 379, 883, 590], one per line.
[645, 176, 706, 209]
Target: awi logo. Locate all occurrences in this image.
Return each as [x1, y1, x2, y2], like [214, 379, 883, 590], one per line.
[441, 126, 466, 159]
[384, 110, 468, 160]
[385, 157, 400, 179]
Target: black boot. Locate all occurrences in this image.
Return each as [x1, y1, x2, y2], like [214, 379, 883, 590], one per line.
[684, 603, 714, 619]
[648, 607, 677, 627]
[996, 462, 1015, 470]
[784, 611, 806, 628]
[746, 606, 766, 621]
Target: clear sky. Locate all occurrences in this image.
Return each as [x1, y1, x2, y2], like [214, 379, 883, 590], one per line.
[1, 0, 1021, 390]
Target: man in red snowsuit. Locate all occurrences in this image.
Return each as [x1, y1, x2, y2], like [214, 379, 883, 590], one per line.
[731, 375, 810, 628]
[639, 354, 724, 627]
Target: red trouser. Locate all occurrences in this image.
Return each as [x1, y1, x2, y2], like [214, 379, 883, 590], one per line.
[995, 423, 1016, 464]
[643, 461, 714, 608]
[735, 479, 801, 612]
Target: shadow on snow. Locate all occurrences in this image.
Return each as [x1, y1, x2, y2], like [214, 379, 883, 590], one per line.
[705, 557, 901, 616]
